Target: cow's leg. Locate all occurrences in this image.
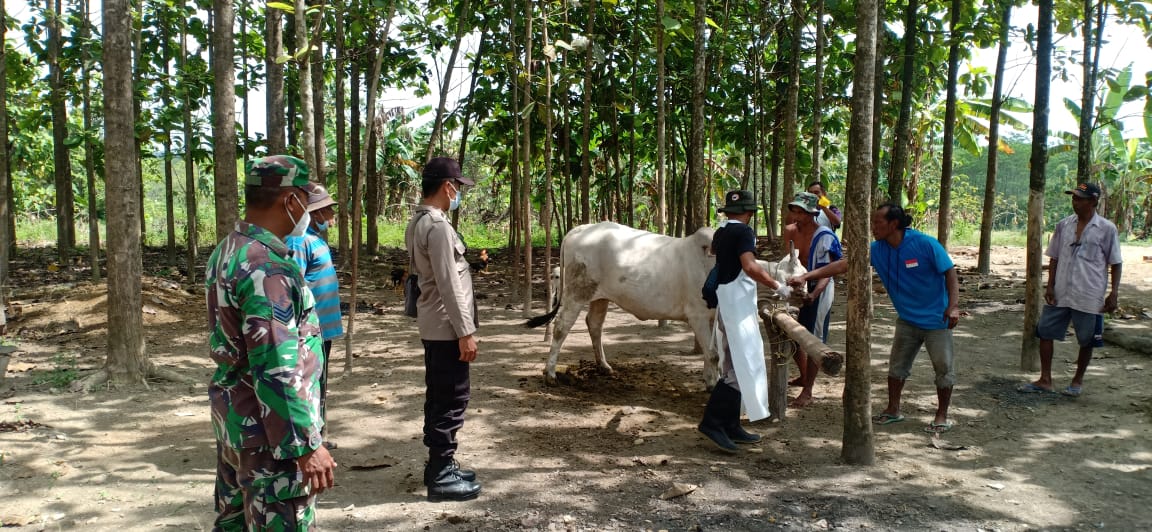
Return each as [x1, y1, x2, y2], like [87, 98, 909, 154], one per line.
[586, 299, 612, 373]
[688, 314, 721, 388]
[544, 303, 584, 384]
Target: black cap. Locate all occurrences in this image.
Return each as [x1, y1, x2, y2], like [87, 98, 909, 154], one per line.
[1066, 182, 1101, 198]
[422, 157, 475, 186]
[718, 190, 757, 214]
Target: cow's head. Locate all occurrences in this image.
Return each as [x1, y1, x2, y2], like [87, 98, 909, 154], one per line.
[689, 226, 717, 267]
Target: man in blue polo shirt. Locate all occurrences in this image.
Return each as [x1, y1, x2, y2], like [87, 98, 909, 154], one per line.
[790, 202, 960, 434]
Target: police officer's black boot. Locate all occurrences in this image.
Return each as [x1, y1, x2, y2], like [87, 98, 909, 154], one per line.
[716, 382, 761, 444]
[698, 379, 739, 453]
[422, 458, 476, 483]
[425, 459, 482, 502]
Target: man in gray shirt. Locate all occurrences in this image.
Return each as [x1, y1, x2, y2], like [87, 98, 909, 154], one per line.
[405, 157, 481, 501]
[1019, 182, 1122, 398]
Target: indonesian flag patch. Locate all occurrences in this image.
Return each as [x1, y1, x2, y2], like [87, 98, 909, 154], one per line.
[904, 259, 919, 269]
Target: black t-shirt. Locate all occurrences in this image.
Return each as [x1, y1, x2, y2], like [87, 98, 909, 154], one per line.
[713, 222, 757, 284]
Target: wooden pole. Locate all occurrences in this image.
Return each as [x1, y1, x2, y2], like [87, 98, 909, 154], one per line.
[759, 303, 844, 421]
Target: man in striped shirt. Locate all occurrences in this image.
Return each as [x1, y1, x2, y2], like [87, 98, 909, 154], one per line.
[287, 183, 344, 446]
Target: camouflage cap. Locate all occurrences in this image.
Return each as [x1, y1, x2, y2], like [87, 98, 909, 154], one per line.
[788, 192, 820, 214]
[245, 155, 310, 187]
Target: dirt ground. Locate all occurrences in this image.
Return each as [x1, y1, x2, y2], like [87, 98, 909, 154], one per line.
[1, 242, 1150, 531]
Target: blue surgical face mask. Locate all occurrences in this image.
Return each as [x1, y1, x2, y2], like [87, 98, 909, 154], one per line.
[315, 220, 331, 232]
[448, 183, 463, 211]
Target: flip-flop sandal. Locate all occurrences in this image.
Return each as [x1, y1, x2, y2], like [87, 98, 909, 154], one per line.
[923, 421, 953, 434]
[1016, 382, 1053, 394]
[1060, 385, 1082, 397]
[871, 413, 905, 425]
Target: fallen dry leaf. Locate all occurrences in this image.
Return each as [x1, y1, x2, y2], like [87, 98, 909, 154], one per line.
[659, 482, 698, 500]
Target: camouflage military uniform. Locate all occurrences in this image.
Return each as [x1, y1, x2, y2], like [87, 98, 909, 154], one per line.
[206, 220, 325, 531]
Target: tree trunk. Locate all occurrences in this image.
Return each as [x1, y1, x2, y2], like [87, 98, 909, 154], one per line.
[266, 6, 286, 153]
[335, 6, 347, 259]
[1022, 0, 1053, 372]
[887, 0, 918, 203]
[978, 2, 1012, 275]
[871, 0, 886, 203]
[655, 0, 667, 234]
[346, 8, 393, 373]
[295, 0, 316, 172]
[769, 101, 782, 239]
[936, 0, 961, 247]
[425, 0, 473, 161]
[542, 0, 555, 324]
[780, 2, 802, 233]
[81, 0, 99, 281]
[133, 0, 145, 239]
[182, 17, 198, 284]
[212, 0, 238, 242]
[101, 0, 147, 386]
[0, 0, 10, 298]
[811, 0, 825, 188]
[312, 29, 325, 182]
[366, 129, 378, 255]
[240, 3, 249, 165]
[47, 0, 74, 262]
[456, 30, 488, 165]
[521, 0, 534, 317]
[1076, 0, 1095, 186]
[346, 49, 360, 262]
[579, 0, 596, 225]
[842, 0, 878, 465]
[162, 18, 176, 265]
[687, 0, 708, 232]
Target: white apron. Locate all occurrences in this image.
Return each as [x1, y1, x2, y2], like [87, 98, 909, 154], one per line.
[713, 270, 770, 421]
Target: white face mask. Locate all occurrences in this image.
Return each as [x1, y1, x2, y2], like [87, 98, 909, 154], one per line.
[286, 194, 311, 237]
[448, 183, 462, 211]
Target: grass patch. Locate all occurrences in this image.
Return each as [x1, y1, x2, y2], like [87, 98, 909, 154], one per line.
[30, 353, 80, 389]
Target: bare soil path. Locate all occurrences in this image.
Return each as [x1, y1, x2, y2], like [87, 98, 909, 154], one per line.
[1, 244, 1150, 531]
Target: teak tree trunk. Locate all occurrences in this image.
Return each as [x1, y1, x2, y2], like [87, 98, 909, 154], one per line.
[842, 0, 879, 465]
[89, 0, 188, 391]
[936, 0, 961, 248]
[1022, 0, 1054, 372]
[212, 0, 238, 241]
[977, 3, 1012, 275]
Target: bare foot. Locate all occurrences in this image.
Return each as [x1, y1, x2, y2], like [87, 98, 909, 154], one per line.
[789, 394, 814, 408]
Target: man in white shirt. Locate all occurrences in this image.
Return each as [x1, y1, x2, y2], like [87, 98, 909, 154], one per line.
[1019, 182, 1122, 398]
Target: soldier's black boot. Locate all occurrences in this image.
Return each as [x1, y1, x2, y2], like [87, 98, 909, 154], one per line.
[425, 459, 482, 502]
[716, 382, 761, 444]
[697, 379, 739, 453]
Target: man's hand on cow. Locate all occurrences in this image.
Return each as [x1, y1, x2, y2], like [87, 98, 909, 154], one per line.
[774, 284, 793, 300]
[297, 445, 337, 494]
[787, 275, 806, 288]
[458, 334, 478, 362]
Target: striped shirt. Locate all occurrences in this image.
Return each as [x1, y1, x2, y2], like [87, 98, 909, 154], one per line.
[287, 228, 345, 340]
[1045, 213, 1122, 315]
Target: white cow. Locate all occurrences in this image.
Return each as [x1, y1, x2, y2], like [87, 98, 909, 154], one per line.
[526, 221, 806, 386]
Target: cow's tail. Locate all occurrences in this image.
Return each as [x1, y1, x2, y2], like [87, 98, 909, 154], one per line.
[524, 239, 566, 329]
[525, 303, 559, 328]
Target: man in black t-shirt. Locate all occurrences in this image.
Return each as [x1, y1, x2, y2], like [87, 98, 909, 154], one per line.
[698, 190, 792, 452]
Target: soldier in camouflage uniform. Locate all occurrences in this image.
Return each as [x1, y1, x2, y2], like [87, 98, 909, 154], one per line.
[206, 155, 337, 531]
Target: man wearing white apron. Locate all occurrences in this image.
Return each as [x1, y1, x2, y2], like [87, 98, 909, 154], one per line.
[698, 190, 792, 452]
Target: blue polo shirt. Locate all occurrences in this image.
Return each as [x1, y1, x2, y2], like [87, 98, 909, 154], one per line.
[870, 229, 954, 330]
